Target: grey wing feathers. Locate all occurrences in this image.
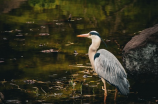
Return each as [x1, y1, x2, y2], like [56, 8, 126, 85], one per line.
[94, 49, 130, 95]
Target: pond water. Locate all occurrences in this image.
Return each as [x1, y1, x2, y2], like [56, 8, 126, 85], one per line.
[0, 0, 158, 104]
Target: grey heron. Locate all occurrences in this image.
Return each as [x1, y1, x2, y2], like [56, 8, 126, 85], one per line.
[77, 31, 130, 101]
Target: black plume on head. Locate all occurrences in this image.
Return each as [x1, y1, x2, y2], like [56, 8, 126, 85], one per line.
[89, 31, 101, 38]
[89, 31, 108, 48]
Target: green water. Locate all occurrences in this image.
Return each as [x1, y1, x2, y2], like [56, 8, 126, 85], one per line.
[0, 0, 158, 103]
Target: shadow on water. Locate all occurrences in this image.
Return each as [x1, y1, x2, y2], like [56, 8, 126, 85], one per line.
[0, 0, 158, 103]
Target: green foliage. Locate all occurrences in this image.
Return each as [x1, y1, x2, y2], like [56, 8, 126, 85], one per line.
[0, 0, 158, 56]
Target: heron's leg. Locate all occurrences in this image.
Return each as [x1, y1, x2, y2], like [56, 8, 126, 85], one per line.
[101, 78, 107, 102]
[114, 88, 118, 101]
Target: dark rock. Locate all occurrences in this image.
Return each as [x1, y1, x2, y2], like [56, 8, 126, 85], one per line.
[123, 24, 158, 77]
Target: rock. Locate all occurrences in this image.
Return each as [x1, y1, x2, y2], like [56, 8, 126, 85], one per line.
[123, 24, 158, 78]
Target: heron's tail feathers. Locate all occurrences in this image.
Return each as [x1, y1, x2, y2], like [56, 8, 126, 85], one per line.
[117, 78, 130, 95]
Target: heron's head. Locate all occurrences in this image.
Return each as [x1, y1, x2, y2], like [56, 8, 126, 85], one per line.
[77, 31, 101, 40]
[77, 31, 107, 48]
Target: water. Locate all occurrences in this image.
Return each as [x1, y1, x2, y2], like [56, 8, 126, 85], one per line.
[0, 0, 158, 103]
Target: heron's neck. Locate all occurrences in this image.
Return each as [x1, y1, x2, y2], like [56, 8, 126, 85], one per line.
[88, 40, 100, 71]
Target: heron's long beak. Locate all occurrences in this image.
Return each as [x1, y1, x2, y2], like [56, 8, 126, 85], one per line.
[77, 33, 89, 37]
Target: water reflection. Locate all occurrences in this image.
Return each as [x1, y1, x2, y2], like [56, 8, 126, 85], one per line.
[0, 0, 158, 103]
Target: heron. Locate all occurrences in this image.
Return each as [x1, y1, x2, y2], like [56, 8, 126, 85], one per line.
[77, 31, 130, 101]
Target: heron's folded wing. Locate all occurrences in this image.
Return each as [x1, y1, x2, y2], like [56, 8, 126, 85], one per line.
[94, 51, 130, 95]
